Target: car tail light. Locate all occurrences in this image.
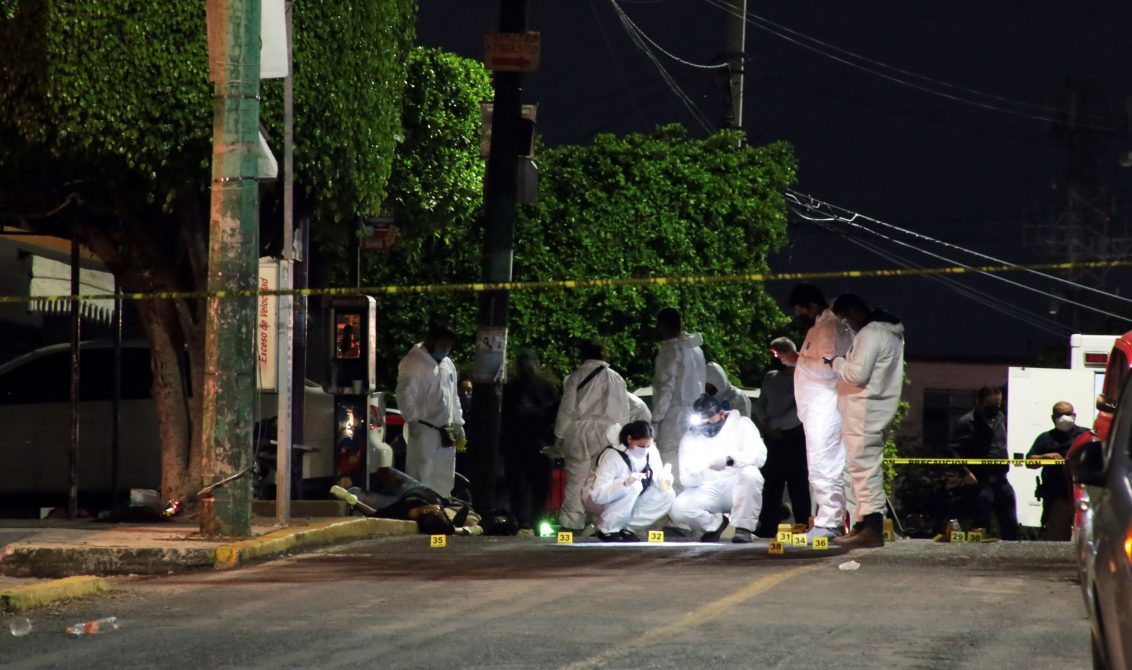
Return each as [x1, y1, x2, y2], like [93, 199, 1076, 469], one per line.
[1125, 525, 1132, 568]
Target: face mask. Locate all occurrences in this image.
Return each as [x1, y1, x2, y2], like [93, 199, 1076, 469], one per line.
[698, 420, 724, 438]
[628, 444, 648, 456]
[1054, 415, 1076, 432]
[430, 350, 449, 364]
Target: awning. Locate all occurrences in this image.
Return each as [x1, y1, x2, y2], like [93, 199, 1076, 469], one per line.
[27, 254, 115, 325]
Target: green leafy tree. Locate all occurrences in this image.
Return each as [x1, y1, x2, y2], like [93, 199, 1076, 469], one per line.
[0, 0, 415, 499]
[363, 122, 796, 391]
[360, 47, 491, 384]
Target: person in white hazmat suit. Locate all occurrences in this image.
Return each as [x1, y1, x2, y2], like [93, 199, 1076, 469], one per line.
[779, 283, 853, 541]
[627, 390, 652, 424]
[582, 421, 675, 541]
[705, 362, 751, 418]
[396, 322, 465, 498]
[652, 307, 706, 489]
[827, 293, 905, 549]
[554, 340, 631, 532]
[669, 394, 768, 543]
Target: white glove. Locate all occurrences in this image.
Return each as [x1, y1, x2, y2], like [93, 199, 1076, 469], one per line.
[453, 424, 466, 441]
[708, 455, 731, 471]
[623, 471, 647, 487]
[659, 463, 674, 492]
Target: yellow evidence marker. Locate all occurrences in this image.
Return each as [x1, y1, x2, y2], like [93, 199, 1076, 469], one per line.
[430, 535, 447, 548]
[966, 528, 984, 543]
[812, 536, 829, 550]
[768, 541, 785, 555]
[791, 534, 808, 547]
[882, 518, 895, 542]
[557, 531, 574, 544]
[776, 529, 793, 544]
[648, 530, 665, 543]
[950, 531, 966, 543]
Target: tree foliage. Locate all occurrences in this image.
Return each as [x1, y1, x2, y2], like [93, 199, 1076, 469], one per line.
[365, 121, 797, 390]
[0, 0, 416, 498]
[360, 47, 491, 383]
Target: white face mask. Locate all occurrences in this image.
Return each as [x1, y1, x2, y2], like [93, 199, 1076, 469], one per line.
[1054, 415, 1076, 432]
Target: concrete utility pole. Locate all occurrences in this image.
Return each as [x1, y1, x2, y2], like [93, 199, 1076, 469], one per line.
[275, 0, 295, 526]
[202, 0, 262, 537]
[723, 0, 747, 130]
[471, 0, 528, 511]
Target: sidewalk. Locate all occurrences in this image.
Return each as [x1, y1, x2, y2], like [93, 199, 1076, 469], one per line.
[0, 515, 417, 613]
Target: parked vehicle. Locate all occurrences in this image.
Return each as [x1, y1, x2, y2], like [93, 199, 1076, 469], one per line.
[0, 340, 397, 507]
[1068, 372, 1132, 670]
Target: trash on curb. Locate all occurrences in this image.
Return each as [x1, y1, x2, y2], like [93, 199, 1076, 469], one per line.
[838, 560, 861, 571]
[9, 617, 32, 637]
[66, 616, 119, 636]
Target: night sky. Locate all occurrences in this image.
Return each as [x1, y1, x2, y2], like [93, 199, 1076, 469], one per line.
[415, 1, 1132, 359]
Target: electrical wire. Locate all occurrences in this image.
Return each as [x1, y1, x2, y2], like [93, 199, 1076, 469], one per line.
[787, 190, 1132, 307]
[608, 0, 715, 132]
[788, 196, 1132, 323]
[588, 0, 650, 126]
[804, 214, 1073, 337]
[610, 0, 729, 70]
[699, 0, 1123, 132]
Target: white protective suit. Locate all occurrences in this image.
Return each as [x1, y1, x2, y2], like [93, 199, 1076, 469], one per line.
[555, 360, 631, 530]
[832, 315, 905, 521]
[627, 391, 653, 424]
[669, 410, 768, 534]
[793, 309, 853, 529]
[705, 362, 751, 418]
[582, 426, 674, 534]
[396, 343, 464, 497]
[653, 332, 706, 487]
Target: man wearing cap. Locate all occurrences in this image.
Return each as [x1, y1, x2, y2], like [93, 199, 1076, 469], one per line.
[396, 322, 464, 497]
[668, 394, 768, 543]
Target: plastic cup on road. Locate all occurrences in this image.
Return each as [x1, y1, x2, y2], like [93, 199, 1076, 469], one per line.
[9, 617, 32, 637]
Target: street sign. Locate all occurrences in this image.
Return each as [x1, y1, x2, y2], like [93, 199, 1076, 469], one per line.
[484, 31, 541, 72]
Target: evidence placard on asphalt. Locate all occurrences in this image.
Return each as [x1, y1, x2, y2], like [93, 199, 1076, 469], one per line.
[648, 530, 665, 543]
[430, 535, 447, 548]
[557, 531, 573, 544]
[812, 537, 829, 550]
[768, 541, 785, 555]
[792, 534, 808, 547]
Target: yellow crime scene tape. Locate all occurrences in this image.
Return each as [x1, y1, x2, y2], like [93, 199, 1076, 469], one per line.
[886, 458, 1064, 466]
[1, 258, 1130, 304]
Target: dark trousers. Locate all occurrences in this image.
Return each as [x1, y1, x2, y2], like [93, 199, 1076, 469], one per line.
[757, 425, 811, 536]
[503, 446, 551, 529]
[1041, 495, 1074, 541]
[963, 473, 1019, 540]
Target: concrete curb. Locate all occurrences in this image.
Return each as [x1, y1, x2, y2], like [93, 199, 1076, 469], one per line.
[0, 576, 109, 613]
[0, 545, 215, 579]
[214, 517, 417, 569]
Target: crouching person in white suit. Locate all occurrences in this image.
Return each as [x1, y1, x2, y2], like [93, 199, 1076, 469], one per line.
[670, 394, 768, 543]
[582, 421, 675, 542]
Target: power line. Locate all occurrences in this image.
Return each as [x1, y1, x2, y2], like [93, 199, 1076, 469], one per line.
[700, 0, 1124, 132]
[610, 0, 729, 70]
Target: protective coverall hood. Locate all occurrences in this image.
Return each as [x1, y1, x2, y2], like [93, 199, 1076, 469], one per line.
[705, 362, 733, 395]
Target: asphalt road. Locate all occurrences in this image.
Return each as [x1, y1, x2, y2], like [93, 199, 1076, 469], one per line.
[1, 536, 1088, 669]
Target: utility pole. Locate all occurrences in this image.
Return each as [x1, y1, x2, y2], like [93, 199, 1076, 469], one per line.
[471, 0, 528, 511]
[723, 0, 746, 131]
[275, 0, 295, 526]
[202, 0, 262, 537]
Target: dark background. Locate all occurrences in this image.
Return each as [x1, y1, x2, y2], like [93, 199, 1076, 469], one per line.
[416, 1, 1132, 360]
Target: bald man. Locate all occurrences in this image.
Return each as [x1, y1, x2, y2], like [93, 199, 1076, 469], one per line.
[1026, 401, 1086, 541]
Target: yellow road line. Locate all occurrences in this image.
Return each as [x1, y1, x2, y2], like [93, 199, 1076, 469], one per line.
[561, 562, 822, 670]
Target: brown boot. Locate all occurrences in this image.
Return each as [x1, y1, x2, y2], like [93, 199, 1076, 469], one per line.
[832, 526, 884, 549]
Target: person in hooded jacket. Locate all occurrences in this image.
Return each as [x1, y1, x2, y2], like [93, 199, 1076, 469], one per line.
[779, 283, 853, 541]
[669, 394, 768, 543]
[554, 340, 632, 532]
[397, 322, 465, 498]
[653, 307, 706, 489]
[705, 362, 751, 418]
[582, 421, 676, 541]
[826, 293, 905, 548]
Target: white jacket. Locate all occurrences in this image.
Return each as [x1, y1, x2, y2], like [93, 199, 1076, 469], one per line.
[653, 332, 706, 422]
[795, 309, 853, 392]
[678, 410, 767, 489]
[584, 442, 666, 506]
[705, 362, 751, 418]
[555, 360, 631, 458]
[832, 317, 905, 434]
[627, 391, 653, 423]
[395, 343, 463, 428]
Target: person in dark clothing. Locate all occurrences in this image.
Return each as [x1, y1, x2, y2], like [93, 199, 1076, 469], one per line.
[501, 349, 561, 529]
[947, 386, 1019, 540]
[1026, 401, 1087, 541]
[753, 337, 811, 537]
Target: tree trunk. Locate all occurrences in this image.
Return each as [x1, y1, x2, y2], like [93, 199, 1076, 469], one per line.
[138, 298, 192, 501]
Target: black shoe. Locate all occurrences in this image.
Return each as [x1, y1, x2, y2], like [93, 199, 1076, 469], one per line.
[594, 530, 624, 542]
[731, 527, 753, 544]
[618, 529, 641, 542]
[662, 526, 693, 538]
[700, 515, 730, 542]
